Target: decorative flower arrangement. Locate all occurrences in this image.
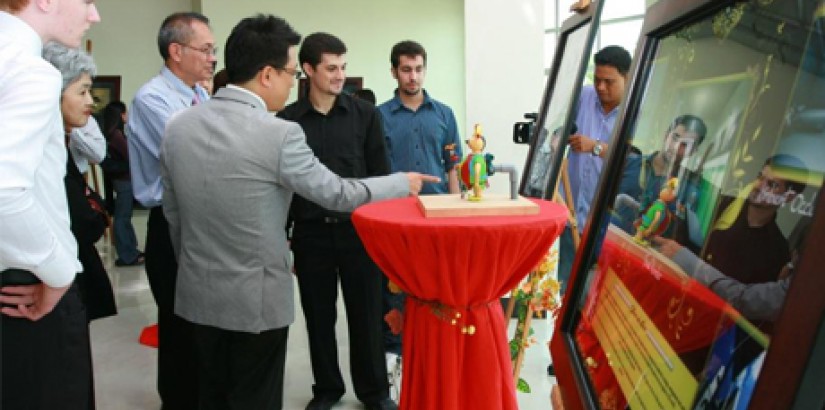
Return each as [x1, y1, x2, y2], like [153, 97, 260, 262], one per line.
[509, 247, 562, 393]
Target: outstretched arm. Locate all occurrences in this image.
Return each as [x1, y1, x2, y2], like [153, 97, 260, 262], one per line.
[654, 237, 790, 322]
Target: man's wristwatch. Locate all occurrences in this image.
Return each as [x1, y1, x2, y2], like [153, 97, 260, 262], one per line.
[592, 142, 604, 157]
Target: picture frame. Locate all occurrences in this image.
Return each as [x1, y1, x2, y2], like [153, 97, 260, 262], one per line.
[517, 2, 604, 200]
[550, 0, 825, 408]
[91, 75, 121, 124]
[298, 76, 363, 99]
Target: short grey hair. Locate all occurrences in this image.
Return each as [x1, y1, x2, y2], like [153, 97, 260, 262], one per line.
[42, 42, 97, 91]
[158, 12, 210, 61]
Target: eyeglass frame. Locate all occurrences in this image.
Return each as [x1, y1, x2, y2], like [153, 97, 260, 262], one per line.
[178, 43, 219, 57]
[273, 65, 302, 79]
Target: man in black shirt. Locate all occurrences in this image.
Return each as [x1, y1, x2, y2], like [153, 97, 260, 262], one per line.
[278, 33, 395, 410]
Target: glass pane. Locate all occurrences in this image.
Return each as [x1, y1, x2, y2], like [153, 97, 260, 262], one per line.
[523, 21, 593, 199]
[572, 2, 825, 408]
[545, 0, 557, 30]
[598, 19, 644, 57]
[602, 0, 646, 20]
[544, 32, 558, 70]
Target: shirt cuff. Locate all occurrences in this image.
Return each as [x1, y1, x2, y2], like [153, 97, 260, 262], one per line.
[33, 250, 80, 288]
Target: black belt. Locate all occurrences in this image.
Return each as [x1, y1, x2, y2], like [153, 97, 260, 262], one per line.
[294, 216, 350, 224]
[323, 216, 349, 224]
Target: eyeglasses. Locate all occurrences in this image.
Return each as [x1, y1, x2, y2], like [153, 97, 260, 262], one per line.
[275, 66, 302, 79]
[180, 43, 218, 57]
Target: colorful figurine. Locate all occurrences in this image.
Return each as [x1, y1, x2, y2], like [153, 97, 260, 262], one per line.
[457, 124, 495, 201]
[634, 177, 678, 245]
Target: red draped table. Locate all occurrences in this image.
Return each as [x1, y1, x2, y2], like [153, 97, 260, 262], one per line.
[352, 197, 567, 410]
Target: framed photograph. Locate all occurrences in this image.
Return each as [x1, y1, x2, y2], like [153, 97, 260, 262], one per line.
[91, 75, 121, 123]
[298, 76, 363, 99]
[518, 2, 604, 200]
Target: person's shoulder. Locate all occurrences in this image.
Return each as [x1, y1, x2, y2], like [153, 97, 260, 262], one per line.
[134, 72, 168, 96]
[425, 94, 455, 114]
[380, 92, 406, 108]
[255, 108, 302, 134]
[165, 106, 200, 130]
[0, 46, 59, 86]
[277, 99, 304, 120]
[579, 85, 597, 98]
[345, 93, 378, 114]
[377, 97, 400, 115]
[624, 150, 643, 168]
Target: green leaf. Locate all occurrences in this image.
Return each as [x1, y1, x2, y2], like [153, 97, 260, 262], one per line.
[517, 378, 531, 393]
[509, 339, 520, 359]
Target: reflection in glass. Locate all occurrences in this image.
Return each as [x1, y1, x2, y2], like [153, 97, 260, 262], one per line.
[523, 20, 592, 199]
[570, 2, 825, 408]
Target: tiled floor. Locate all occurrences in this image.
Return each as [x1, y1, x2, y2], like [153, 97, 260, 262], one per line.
[91, 210, 557, 409]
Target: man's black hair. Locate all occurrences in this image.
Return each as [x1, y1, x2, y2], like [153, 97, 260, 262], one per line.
[669, 114, 708, 146]
[224, 14, 301, 84]
[298, 32, 347, 69]
[390, 40, 427, 68]
[594, 45, 632, 76]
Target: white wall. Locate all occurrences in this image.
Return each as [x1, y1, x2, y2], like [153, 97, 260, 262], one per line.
[85, 0, 465, 128]
[84, 0, 547, 195]
[201, 0, 465, 124]
[465, 0, 545, 195]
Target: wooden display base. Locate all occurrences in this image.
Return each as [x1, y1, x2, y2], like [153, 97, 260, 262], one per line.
[417, 194, 539, 218]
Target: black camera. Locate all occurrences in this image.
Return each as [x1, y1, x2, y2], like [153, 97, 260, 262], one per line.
[513, 112, 538, 144]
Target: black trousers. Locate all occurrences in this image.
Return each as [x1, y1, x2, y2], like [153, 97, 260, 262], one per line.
[1, 278, 92, 410]
[292, 221, 389, 404]
[145, 207, 198, 410]
[194, 324, 289, 410]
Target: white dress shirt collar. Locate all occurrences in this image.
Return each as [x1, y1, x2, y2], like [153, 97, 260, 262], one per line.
[226, 84, 267, 110]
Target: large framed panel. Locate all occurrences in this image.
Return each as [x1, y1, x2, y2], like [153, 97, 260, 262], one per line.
[551, 0, 825, 408]
[519, 1, 605, 200]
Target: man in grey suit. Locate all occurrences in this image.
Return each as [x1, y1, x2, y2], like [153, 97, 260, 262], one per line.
[159, 15, 437, 410]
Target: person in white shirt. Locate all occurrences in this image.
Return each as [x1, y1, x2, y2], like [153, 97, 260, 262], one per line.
[0, 0, 100, 408]
[69, 115, 106, 174]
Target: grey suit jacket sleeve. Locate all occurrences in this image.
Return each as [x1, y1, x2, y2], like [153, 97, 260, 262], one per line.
[276, 122, 408, 210]
[672, 248, 790, 322]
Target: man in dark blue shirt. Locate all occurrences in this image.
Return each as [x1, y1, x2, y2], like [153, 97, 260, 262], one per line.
[378, 40, 462, 195]
[376, 41, 462, 396]
[278, 32, 396, 410]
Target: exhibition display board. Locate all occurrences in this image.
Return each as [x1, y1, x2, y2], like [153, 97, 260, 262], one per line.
[549, 0, 825, 408]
